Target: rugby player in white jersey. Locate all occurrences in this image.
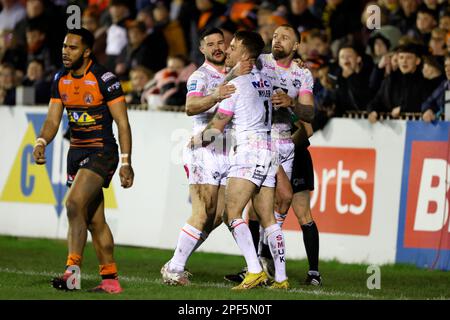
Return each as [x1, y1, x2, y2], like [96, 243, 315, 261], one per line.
[161, 28, 252, 286]
[225, 24, 321, 286]
[192, 30, 289, 290]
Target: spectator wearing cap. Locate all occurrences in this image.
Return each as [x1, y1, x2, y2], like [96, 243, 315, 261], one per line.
[116, 20, 166, 79]
[287, 0, 322, 34]
[105, 0, 131, 71]
[153, 1, 188, 57]
[367, 25, 402, 64]
[421, 53, 450, 122]
[0, 0, 26, 33]
[409, 6, 438, 45]
[82, 6, 108, 65]
[367, 44, 434, 123]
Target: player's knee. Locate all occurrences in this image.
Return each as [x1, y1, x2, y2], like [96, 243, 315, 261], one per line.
[65, 198, 83, 220]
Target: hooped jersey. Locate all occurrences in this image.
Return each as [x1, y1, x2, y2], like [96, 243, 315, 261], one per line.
[50, 60, 125, 149]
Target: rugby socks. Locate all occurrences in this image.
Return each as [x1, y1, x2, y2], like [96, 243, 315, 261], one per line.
[259, 224, 272, 259]
[193, 230, 209, 252]
[274, 211, 288, 228]
[99, 262, 118, 280]
[66, 253, 82, 268]
[169, 224, 203, 272]
[229, 219, 262, 274]
[259, 211, 288, 260]
[248, 219, 260, 252]
[301, 221, 320, 272]
[265, 223, 287, 283]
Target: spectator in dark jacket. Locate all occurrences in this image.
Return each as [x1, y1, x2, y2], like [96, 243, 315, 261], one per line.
[287, 0, 322, 33]
[327, 45, 374, 116]
[422, 53, 450, 122]
[22, 58, 50, 104]
[116, 20, 167, 79]
[368, 44, 434, 123]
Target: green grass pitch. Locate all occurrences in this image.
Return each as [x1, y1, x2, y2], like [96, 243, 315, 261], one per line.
[0, 235, 448, 300]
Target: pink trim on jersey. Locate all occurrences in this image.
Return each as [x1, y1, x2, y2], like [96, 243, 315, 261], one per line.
[217, 108, 234, 116]
[276, 60, 292, 69]
[204, 61, 226, 74]
[187, 92, 204, 97]
[299, 89, 313, 96]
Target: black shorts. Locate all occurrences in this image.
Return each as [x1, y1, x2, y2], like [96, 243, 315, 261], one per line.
[291, 146, 315, 193]
[67, 147, 119, 188]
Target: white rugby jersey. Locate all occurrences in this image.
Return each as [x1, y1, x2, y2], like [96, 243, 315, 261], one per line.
[259, 53, 314, 134]
[217, 67, 273, 145]
[186, 61, 226, 134]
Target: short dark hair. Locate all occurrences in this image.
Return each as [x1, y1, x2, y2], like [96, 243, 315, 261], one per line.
[279, 24, 301, 43]
[396, 43, 421, 56]
[234, 30, 265, 59]
[200, 28, 224, 42]
[66, 27, 95, 50]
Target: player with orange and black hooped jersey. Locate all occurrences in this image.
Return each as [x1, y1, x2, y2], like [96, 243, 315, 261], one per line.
[33, 27, 134, 294]
[51, 60, 124, 149]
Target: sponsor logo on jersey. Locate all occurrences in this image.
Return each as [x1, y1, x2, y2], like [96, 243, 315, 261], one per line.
[101, 72, 115, 82]
[83, 92, 94, 104]
[189, 80, 197, 92]
[107, 81, 121, 93]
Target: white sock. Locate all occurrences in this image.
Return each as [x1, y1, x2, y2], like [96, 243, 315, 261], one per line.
[193, 230, 209, 251]
[257, 225, 265, 256]
[265, 223, 287, 282]
[274, 211, 288, 228]
[229, 219, 262, 274]
[169, 224, 203, 272]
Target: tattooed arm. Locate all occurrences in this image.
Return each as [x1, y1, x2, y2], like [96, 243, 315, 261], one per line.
[190, 111, 233, 149]
[271, 90, 314, 123]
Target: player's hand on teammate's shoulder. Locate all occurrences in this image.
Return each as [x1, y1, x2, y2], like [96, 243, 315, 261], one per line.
[235, 59, 254, 76]
[272, 89, 294, 109]
[119, 164, 134, 188]
[33, 138, 47, 165]
[212, 81, 236, 102]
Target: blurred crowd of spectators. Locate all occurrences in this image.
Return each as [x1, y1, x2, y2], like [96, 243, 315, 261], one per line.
[1, 0, 450, 127]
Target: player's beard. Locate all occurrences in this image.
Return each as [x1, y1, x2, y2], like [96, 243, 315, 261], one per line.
[272, 48, 290, 60]
[206, 50, 225, 66]
[65, 53, 85, 71]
